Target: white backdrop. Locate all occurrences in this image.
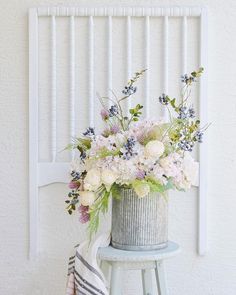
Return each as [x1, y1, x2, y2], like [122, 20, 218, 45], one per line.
[1, 0, 236, 294]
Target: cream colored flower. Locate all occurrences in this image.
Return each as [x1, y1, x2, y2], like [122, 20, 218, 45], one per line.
[101, 169, 118, 189]
[79, 191, 96, 206]
[84, 168, 101, 190]
[183, 152, 199, 186]
[134, 183, 150, 198]
[145, 140, 165, 158]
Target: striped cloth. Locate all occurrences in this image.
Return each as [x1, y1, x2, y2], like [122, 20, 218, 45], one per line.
[66, 232, 110, 295]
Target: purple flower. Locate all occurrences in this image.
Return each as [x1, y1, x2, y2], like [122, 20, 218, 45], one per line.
[100, 109, 109, 121]
[68, 181, 79, 189]
[178, 140, 194, 152]
[181, 74, 196, 84]
[110, 124, 120, 134]
[178, 106, 195, 120]
[78, 205, 90, 224]
[188, 107, 195, 118]
[83, 127, 95, 137]
[136, 170, 146, 180]
[159, 93, 169, 105]
[80, 151, 86, 162]
[122, 85, 137, 96]
[71, 171, 81, 180]
[109, 105, 119, 117]
[194, 130, 204, 143]
[123, 137, 137, 160]
[178, 106, 188, 119]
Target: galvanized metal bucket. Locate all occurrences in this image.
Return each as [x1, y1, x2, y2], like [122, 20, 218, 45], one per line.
[111, 188, 168, 251]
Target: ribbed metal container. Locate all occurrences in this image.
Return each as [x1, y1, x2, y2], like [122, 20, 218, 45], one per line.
[111, 188, 168, 251]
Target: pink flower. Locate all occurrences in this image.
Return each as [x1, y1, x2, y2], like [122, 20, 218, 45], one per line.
[100, 109, 109, 121]
[136, 170, 146, 180]
[68, 181, 79, 189]
[110, 124, 120, 134]
[78, 205, 90, 223]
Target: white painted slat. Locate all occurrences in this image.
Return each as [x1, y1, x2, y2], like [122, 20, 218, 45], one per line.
[126, 16, 132, 110]
[29, 8, 39, 259]
[51, 15, 57, 162]
[198, 8, 208, 256]
[182, 16, 187, 77]
[88, 16, 94, 126]
[163, 16, 169, 121]
[144, 16, 150, 117]
[38, 6, 203, 17]
[69, 16, 75, 158]
[107, 16, 112, 104]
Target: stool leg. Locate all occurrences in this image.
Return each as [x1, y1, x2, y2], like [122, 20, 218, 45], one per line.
[155, 261, 167, 295]
[141, 269, 155, 295]
[100, 260, 111, 285]
[110, 263, 122, 295]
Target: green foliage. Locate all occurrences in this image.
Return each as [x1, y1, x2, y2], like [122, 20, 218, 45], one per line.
[88, 186, 111, 239]
[129, 104, 143, 122]
[65, 193, 79, 215]
[128, 69, 147, 86]
[191, 67, 204, 78]
[169, 97, 178, 111]
[131, 178, 174, 196]
[95, 147, 121, 159]
[76, 138, 91, 152]
[146, 177, 174, 194]
[64, 143, 75, 151]
[65, 137, 92, 160]
[110, 183, 121, 200]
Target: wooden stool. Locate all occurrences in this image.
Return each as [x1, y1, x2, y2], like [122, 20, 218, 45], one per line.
[98, 241, 180, 295]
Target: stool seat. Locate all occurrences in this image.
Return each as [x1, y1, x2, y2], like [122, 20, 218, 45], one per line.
[98, 241, 180, 262]
[98, 241, 181, 295]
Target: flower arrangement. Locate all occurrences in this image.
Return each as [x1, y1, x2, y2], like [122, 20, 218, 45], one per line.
[65, 68, 207, 236]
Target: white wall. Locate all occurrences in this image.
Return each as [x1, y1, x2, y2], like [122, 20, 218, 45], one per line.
[1, 0, 236, 294]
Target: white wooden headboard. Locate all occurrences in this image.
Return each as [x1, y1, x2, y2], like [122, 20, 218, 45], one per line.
[29, 6, 208, 258]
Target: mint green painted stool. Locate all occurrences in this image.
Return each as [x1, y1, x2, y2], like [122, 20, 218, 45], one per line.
[98, 241, 180, 295]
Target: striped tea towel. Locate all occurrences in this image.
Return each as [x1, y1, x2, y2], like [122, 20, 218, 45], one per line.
[66, 232, 110, 295]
